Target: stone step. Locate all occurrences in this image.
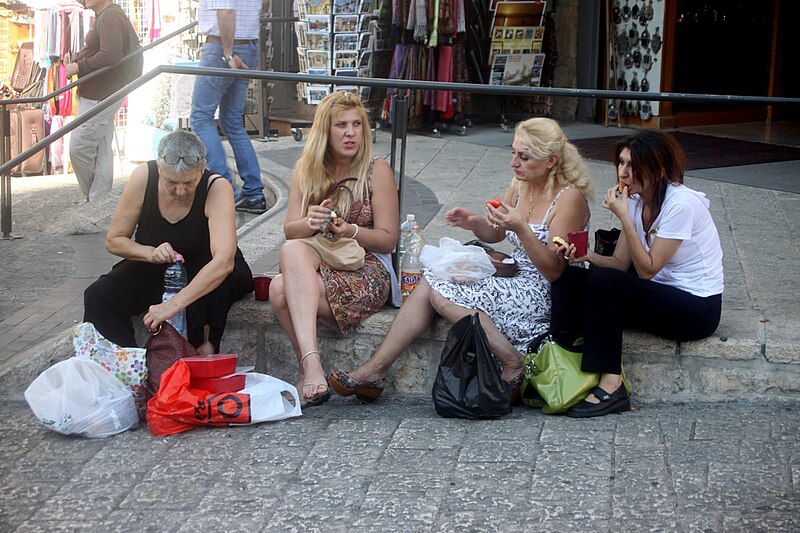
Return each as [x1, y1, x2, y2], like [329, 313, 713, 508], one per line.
[2, 295, 799, 401]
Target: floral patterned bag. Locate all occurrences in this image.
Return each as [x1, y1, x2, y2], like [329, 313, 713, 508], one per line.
[72, 322, 148, 419]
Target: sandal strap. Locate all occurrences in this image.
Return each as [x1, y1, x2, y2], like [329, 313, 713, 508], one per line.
[591, 387, 613, 402]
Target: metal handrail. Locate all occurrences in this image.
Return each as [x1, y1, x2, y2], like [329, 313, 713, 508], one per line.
[2, 63, 800, 238]
[4, 65, 800, 177]
[0, 21, 198, 107]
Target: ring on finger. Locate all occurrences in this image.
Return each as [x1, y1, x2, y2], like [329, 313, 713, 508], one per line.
[307, 218, 314, 227]
[492, 223, 499, 230]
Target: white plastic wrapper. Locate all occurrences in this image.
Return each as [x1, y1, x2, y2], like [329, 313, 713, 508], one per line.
[420, 237, 496, 283]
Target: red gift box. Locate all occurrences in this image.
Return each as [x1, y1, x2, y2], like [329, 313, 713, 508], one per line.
[181, 354, 237, 379]
[190, 373, 247, 394]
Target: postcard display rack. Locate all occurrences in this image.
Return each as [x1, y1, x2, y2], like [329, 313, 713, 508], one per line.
[606, 0, 665, 124]
[293, 0, 384, 107]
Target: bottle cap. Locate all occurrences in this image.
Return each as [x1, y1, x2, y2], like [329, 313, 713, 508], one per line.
[407, 214, 415, 220]
[175, 253, 184, 263]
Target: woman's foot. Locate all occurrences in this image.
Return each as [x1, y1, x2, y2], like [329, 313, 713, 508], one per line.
[327, 370, 385, 403]
[299, 350, 330, 408]
[567, 384, 630, 418]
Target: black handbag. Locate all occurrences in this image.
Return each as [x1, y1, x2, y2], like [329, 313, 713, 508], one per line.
[594, 228, 621, 257]
[432, 313, 512, 419]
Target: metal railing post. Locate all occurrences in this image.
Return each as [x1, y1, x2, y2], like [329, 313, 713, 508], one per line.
[0, 105, 16, 239]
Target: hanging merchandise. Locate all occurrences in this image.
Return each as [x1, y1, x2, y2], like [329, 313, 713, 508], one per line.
[606, 0, 664, 125]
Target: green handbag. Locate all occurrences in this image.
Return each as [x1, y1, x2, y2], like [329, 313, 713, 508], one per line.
[520, 335, 631, 415]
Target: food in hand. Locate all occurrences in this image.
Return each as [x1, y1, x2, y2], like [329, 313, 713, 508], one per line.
[330, 210, 338, 220]
[486, 197, 502, 208]
[615, 183, 625, 197]
[552, 236, 569, 248]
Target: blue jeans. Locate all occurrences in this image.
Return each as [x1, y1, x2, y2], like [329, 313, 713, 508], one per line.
[190, 43, 262, 199]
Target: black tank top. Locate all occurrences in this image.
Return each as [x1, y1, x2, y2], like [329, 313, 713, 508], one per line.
[134, 160, 219, 279]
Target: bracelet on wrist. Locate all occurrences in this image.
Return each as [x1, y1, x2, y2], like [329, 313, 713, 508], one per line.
[351, 223, 359, 239]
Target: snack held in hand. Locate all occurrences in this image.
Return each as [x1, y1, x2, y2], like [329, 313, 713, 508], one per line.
[486, 197, 502, 208]
[552, 236, 569, 248]
[615, 183, 625, 197]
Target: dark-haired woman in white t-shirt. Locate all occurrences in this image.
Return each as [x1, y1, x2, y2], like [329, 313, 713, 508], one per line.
[552, 129, 723, 418]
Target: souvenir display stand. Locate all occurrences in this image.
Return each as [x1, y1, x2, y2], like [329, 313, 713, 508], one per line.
[290, 0, 390, 130]
[604, 0, 665, 127]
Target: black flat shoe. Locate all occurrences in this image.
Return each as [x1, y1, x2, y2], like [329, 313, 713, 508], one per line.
[567, 385, 630, 418]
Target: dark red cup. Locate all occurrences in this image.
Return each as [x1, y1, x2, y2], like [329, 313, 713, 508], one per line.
[568, 230, 589, 258]
[253, 276, 271, 301]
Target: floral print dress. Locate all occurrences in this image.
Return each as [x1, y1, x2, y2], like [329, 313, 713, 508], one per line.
[320, 159, 391, 333]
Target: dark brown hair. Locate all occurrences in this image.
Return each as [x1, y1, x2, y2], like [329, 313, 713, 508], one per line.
[611, 130, 685, 230]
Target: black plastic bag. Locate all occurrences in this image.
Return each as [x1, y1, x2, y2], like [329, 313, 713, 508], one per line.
[432, 313, 512, 419]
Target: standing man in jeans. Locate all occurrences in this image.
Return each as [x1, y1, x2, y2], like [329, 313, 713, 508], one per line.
[190, 0, 267, 214]
[66, 0, 135, 200]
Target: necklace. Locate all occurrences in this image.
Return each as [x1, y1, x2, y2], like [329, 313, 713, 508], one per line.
[528, 193, 534, 219]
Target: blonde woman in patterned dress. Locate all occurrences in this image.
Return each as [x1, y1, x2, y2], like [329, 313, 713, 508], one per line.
[328, 118, 592, 403]
[269, 92, 399, 408]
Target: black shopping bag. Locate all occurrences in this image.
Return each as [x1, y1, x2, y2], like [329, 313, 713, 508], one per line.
[431, 313, 512, 419]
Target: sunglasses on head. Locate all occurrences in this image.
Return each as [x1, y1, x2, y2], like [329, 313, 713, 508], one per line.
[159, 154, 204, 166]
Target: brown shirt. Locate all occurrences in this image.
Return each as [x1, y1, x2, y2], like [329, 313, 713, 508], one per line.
[75, 4, 133, 100]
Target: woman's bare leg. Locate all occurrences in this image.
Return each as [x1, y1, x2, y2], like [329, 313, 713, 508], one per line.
[196, 325, 215, 354]
[348, 279, 437, 383]
[272, 241, 336, 399]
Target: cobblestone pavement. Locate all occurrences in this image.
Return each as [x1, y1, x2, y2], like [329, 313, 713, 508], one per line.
[2, 396, 799, 532]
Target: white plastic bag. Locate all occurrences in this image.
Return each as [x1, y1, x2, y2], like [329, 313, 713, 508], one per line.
[72, 322, 148, 418]
[25, 358, 138, 438]
[237, 373, 303, 423]
[420, 237, 496, 283]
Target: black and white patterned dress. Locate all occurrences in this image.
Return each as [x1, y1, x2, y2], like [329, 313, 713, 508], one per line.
[426, 189, 574, 353]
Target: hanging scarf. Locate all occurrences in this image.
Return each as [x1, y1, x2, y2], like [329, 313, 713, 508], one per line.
[455, 0, 465, 33]
[149, 0, 162, 40]
[412, 0, 427, 40]
[434, 44, 453, 113]
[428, 0, 440, 47]
[423, 45, 436, 106]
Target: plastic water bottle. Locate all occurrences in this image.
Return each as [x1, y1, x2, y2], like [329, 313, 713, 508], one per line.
[398, 214, 419, 277]
[400, 228, 425, 303]
[163, 253, 187, 336]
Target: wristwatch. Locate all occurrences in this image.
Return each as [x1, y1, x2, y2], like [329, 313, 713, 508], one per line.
[222, 54, 235, 63]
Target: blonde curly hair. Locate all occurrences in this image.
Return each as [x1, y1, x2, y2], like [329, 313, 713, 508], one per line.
[514, 117, 592, 198]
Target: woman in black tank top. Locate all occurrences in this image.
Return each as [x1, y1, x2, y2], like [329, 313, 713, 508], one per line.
[84, 131, 253, 352]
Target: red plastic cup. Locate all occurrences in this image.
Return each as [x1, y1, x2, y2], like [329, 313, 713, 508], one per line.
[253, 276, 271, 301]
[568, 230, 589, 258]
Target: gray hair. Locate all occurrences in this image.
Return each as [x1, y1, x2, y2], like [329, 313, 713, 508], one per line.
[157, 130, 207, 174]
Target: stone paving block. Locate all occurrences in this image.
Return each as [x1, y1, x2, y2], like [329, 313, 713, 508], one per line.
[434, 513, 541, 533]
[534, 450, 613, 475]
[324, 418, 400, 443]
[708, 463, 791, 492]
[27, 434, 107, 462]
[667, 439, 741, 465]
[378, 448, 459, 474]
[140, 458, 230, 484]
[30, 475, 138, 521]
[539, 419, 615, 452]
[226, 418, 328, 448]
[451, 462, 534, 496]
[463, 417, 543, 442]
[102, 510, 192, 533]
[14, 520, 106, 532]
[614, 419, 664, 447]
[366, 473, 450, 495]
[458, 438, 538, 463]
[351, 492, 440, 529]
[530, 470, 613, 500]
[178, 507, 270, 533]
[298, 442, 383, 480]
[120, 478, 223, 511]
[0, 482, 60, 532]
[387, 423, 466, 450]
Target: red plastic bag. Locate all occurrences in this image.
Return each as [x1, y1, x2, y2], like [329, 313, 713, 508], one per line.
[146, 360, 251, 436]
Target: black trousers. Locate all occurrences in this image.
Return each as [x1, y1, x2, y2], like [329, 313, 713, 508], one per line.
[84, 259, 253, 351]
[550, 267, 722, 375]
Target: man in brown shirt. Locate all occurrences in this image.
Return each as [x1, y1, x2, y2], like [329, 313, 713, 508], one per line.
[65, 0, 136, 200]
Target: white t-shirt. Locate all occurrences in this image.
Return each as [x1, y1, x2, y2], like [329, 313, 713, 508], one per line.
[628, 184, 724, 297]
